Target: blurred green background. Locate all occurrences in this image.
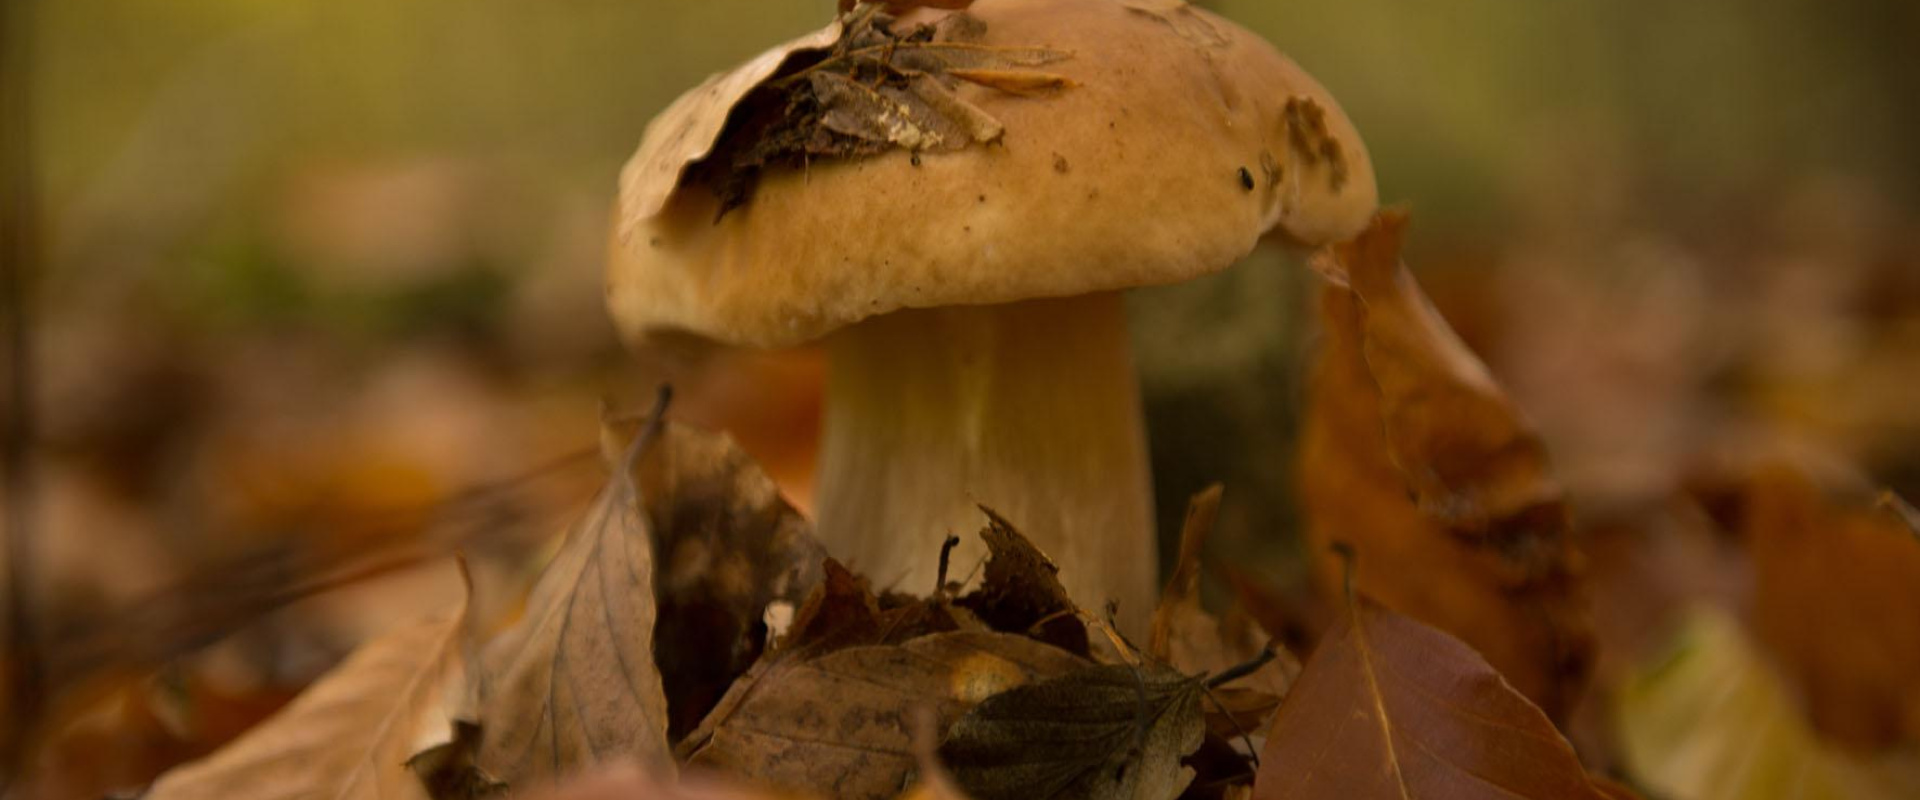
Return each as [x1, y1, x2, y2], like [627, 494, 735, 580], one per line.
[27, 0, 1920, 623]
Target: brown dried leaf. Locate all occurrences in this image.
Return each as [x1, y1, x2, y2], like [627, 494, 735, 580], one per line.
[1299, 210, 1593, 719]
[618, 21, 846, 227]
[953, 507, 1090, 657]
[937, 662, 1205, 800]
[1200, 687, 1280, 744]
[900, 707, 974, 800]
[1254, 598, 1616, 800]
[684, 630, 1087, 800]
[609, 418, 826, 741]
[461, 429, 673, 790]
[146, 597, 468, 800]
[946, 68, 1077, 96]
[519, 761, 812, 800]
[673, 510, 1099, 799]
[1735, 465, 1920, 748]
[1147, 486, 1295, 702]
[839, 0, 976, 15]
[682, 7, 1075, 214]
[810, 71, 1004, 151]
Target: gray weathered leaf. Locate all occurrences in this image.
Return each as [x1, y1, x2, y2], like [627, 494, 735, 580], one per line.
[615, 418, 825, 740]
[464, 431, 672, 790]
[686, 631, 1087, 800]
[684, 7, 1076, 213]
[938, 663, 1205, 800]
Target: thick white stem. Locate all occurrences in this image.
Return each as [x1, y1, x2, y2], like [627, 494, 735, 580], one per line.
[815, 292, 1157, 632]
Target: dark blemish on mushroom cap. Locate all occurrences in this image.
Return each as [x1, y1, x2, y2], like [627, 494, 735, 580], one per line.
[1238, 167, 1255, 191]
[1053, 153, 1070, 174]
[911, 152, 923, 167]
[978, 194, 987, 203]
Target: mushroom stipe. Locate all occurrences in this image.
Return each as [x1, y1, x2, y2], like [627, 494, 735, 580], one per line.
[609, 0, 1378, 633]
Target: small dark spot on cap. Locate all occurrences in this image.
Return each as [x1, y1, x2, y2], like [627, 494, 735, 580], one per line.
[1238, 167, 1255, 191]
[910, 153, 922, 167]
[648, 237, 662, 248]
[1052, 153, 1070, 174]
[978, 194, 987, 203]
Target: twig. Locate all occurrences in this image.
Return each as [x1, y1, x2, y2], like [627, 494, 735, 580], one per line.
[1204, 643, 1277, 690]
[1198, 682, 1263, 772]
[934, 534, 960, 595]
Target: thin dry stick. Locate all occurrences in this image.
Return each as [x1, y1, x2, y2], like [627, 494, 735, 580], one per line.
[1200, 642, 1283, 772]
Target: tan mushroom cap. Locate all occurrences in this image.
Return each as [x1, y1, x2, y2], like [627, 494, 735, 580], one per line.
[609, 0, 1377, 349]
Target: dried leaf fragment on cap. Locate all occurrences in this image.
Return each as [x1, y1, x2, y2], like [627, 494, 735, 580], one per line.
[621, 2, 1077, 225]
[937, 662, 1205, 800]
[1254, 596, 1618, 800]
[685, 4, 1074, 214]
[1298, 209, 1593, 719]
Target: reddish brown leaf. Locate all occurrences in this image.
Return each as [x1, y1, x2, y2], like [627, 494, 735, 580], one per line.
[1254, 598, 1618, 800]
[1298, 210, 1593, 719]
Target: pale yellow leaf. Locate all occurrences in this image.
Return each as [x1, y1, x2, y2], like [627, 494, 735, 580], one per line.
[1616, 609, 1920, 800]
[146, 597, 467, 800]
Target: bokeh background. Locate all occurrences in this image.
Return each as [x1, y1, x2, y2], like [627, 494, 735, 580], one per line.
[9, 0, 1919, 795]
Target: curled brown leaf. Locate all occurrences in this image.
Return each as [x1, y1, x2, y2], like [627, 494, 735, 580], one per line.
[1298, 210, 1593, 719]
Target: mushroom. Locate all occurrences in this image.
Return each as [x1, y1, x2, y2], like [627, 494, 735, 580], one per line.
[608, 0, 1375, 631]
